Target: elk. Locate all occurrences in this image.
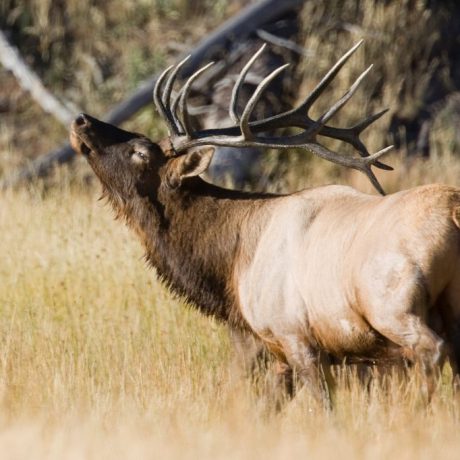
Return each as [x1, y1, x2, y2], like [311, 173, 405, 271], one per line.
[70, 42, 460, 401]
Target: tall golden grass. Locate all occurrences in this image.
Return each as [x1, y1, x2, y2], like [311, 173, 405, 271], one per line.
[0, 159, 459, 459]
[2, 1, 460, 457]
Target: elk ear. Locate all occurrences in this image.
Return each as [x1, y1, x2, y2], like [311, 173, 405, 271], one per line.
[167, 147, 214, 188]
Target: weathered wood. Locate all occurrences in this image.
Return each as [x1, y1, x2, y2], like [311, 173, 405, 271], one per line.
[0, 30, 76, 126]
[1, 0, 304, 188]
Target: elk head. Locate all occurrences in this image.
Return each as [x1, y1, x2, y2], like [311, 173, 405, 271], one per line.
[70, 114, 215, 207]
[71, 40, 394, 204]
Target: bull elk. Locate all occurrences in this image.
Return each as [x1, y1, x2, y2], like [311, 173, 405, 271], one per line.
[70, 42, 460, 402]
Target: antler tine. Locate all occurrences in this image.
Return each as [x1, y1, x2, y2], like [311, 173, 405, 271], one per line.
[296, 141, 393, 195]
[153, 64, 179, 134]
[354, 108, 389, 134]
[364, 169, 386, 196]
[162, 55, 191, 133]
[153, 64, 173, 109]
[361, 145, 395, 195]
[240, 63, 290, 140]
[177, 61, 215, 138]
[315, 65, 373, 129]
[298, 40, 364, 113]
[230, 43, 267, 124]
[300, 65, 374, 143]
[346, 137, 393, 171]
[319, 108, 393, 170]
[163, 55, 191, 105]
[365, 144, 394, 163]
[171, 91, 181, 131]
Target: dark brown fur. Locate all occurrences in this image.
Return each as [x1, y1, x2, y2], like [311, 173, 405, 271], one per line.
[136, 179, 272, 326]
[70, 114, 273, 328]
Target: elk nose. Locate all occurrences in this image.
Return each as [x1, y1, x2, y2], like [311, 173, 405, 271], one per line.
[75, 113, 88, 127]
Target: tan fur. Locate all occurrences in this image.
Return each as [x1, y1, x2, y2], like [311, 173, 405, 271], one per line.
[235, 184, 460, 391]
[453, 206, 460, 229]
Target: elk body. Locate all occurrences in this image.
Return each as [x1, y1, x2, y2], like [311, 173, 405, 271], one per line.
[70, 42, 460, 400]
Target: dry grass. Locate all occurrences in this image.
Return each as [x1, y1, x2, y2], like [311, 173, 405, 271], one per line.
[2, 1, 460, 458]
[0, 160, 459, 459]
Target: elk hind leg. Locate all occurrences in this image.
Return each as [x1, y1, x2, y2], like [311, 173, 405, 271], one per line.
[438, 271, 460, 374]
[369, 312, 446, 396]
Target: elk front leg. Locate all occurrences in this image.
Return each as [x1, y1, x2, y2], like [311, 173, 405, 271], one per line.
[230, 330, 299, 409]
[229, 328, 270, 379]
[274, 360, 294, 398]
[281, 336, 332, 407]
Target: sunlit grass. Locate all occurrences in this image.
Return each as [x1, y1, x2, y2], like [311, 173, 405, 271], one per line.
[2, 0, 460, 456]
[0, 163, 459, 458]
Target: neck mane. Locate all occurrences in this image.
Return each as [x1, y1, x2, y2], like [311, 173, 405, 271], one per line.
[116, 179, 275, 327]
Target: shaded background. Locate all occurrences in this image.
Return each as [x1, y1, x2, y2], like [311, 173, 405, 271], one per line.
[2, 0, 460, 191]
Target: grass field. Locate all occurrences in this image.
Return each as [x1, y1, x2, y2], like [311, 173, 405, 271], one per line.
[2, 1, 460, 457]
[0, 159, 459, 460]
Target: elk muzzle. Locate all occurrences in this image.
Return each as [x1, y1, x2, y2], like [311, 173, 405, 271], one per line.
[70, 113, 94, 156]
[70, 113, 137, 157]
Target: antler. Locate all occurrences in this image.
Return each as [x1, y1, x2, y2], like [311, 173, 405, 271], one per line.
[153, 40, 393, 195]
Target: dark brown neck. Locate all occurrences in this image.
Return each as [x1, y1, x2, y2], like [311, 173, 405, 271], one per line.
[123, 179, 274, 326]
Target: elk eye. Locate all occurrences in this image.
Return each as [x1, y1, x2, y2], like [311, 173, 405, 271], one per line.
[132, 150, 148, 162]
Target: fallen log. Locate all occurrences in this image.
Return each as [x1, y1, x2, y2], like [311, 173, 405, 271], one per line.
[0, 30, 76, 126]
[1, 0, 304, 188]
